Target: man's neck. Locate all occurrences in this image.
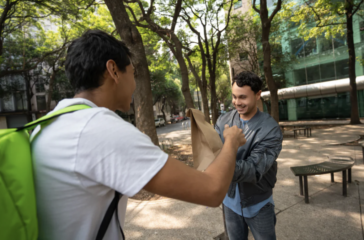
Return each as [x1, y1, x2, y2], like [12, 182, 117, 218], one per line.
[74, 89, 115, 111]
[239, 107, 258, 121]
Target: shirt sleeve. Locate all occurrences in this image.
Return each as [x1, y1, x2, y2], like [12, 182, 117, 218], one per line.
[74, 109, 168, 197]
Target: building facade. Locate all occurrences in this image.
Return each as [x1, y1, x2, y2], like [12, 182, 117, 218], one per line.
[0, 74, 57, 129]
[229, 0, 364, 121]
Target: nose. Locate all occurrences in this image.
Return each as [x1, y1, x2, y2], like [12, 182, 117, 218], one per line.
[235, 98, 243, 106]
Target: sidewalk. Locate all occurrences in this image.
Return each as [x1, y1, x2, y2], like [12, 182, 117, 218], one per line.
[124, 123, 364, 240]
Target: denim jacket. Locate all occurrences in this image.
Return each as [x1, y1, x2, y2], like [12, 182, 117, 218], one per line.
[215, 109, 283, 207]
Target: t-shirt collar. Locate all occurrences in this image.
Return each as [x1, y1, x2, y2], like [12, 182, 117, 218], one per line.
[52, 98, 98, 113]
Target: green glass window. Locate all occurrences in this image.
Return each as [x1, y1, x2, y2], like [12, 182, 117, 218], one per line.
[320, 62, 336, 82]
[291, 38, 304, 58]
[304, 38, 317, 57]
[279, 100, 288, 120]
[333, 33, 347, 49]
[360, 21, 364, 42]
[319, 36, 332, 53]
[335, 59, 349, 79]
[306, 65, 320, 84]
[294, 68, 306, 86]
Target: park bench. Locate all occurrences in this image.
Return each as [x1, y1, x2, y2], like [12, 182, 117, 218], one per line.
[290, 157, 354, 203]
[293, 126, 312, 138]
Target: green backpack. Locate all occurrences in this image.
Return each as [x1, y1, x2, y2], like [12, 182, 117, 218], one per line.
[0, 104, 91, 240]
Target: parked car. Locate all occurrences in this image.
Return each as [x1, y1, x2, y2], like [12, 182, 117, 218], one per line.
[171, 115, 185, 123]
[155, 118, 166, 127]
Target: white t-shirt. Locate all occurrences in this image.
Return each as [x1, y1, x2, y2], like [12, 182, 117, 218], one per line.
[31, 98, 168, 240]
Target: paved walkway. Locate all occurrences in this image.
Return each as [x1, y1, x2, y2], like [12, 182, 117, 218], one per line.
[124, 123, 364, 240]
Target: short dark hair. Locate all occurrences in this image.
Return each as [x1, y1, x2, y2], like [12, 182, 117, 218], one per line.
[65, 29, 131, 93]
[232, 71, 263, 94]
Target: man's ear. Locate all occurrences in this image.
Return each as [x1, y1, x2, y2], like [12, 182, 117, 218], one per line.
[256, 90, 262, 100]
[106, 60, 119, 83]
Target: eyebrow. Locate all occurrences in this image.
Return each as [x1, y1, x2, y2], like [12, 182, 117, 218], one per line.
[232, 94, 247, 98]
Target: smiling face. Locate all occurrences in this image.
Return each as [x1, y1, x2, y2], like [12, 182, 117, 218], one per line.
[232, 82, 261, 120]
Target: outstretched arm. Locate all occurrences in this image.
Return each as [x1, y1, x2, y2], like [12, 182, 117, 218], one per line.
[144, 125, 246, 207]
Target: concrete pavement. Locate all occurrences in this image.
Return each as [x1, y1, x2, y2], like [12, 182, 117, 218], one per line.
[124, 123, 364, 240]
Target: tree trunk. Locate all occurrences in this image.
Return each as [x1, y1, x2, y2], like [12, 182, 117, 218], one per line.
[185, 55, 210, 122]
[105, 0, 159, 146]
[210, 74, 218, 125]
[172, 35, 195, 109]
[24, 72, 33, 122]
[260, 3, 279, 123]
[0, 0, 14, 57]
[261, 97, 271, 115]
[346, 2, 361, 124]
[46, 68, 56, 112]
[200, 85, 210, 122]
[161, 97, 167, 124]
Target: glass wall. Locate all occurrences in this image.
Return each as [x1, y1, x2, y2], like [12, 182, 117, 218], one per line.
[296, 92, 350, 120]
[263, 90, 364, 120]
[283, 29, 363, 87]
[262, 99, 289, 121]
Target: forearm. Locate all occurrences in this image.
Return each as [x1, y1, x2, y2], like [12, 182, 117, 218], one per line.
[144, 125, 243, 207]
[203, 138, 239, 204]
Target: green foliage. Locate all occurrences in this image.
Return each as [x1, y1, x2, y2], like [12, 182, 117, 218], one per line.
[289, 0, 348, 40]
[226, 7, 294, 90]
[151, 68, 183, 110]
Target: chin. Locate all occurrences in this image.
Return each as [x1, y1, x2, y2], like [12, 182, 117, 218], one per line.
[117, 105, 129, 113]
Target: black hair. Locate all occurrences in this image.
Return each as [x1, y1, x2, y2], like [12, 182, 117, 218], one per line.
[232, 71, 263, 94]
[65, 29, 131, 93]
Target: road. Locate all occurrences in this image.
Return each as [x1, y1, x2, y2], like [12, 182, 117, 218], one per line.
[156, 120, 190, 135]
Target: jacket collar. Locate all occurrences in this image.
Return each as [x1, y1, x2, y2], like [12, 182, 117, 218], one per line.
[232, 108, 261, 128]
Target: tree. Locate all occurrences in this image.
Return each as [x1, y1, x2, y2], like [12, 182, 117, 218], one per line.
[216, 58, 232, 107]
[151, 70, 182, 123]
[227, 7, 295, 116]
[226, 11, 261, 75]
[0, 23, 52, 121]
[291, 0, 363, 124]
[253, 0, 283, 123]
[120, 0, 195, 109]
[185, 49, 211, 122]
[181, 0, 233, 125]
[104, 0, 159, 146]
[0, 0, 96, 77]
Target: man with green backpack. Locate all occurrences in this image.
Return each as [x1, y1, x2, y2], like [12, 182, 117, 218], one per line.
[0, 29, 246, 240]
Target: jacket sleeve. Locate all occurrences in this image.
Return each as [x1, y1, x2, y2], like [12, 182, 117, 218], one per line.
[214, 115, 223, 140]
[232, 126, 282, 184]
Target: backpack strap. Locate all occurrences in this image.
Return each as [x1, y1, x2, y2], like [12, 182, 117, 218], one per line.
[96, 191, 125, 240]
[17, 104, 91, 131]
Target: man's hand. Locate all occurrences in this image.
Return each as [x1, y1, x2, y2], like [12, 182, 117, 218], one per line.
[144, 124, 247, 207]
[223, 124, 246, 147]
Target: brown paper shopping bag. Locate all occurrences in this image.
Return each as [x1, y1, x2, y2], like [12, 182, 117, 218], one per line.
[186, 109, 223, 171]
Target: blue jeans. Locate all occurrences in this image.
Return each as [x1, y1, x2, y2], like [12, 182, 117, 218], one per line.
[223, 203, 276, 240]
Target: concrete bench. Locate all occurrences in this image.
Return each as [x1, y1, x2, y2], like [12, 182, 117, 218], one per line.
[290, 157, 354, 203]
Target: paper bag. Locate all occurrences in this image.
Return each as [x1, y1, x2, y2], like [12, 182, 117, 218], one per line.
[187, 109, 223, 171]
